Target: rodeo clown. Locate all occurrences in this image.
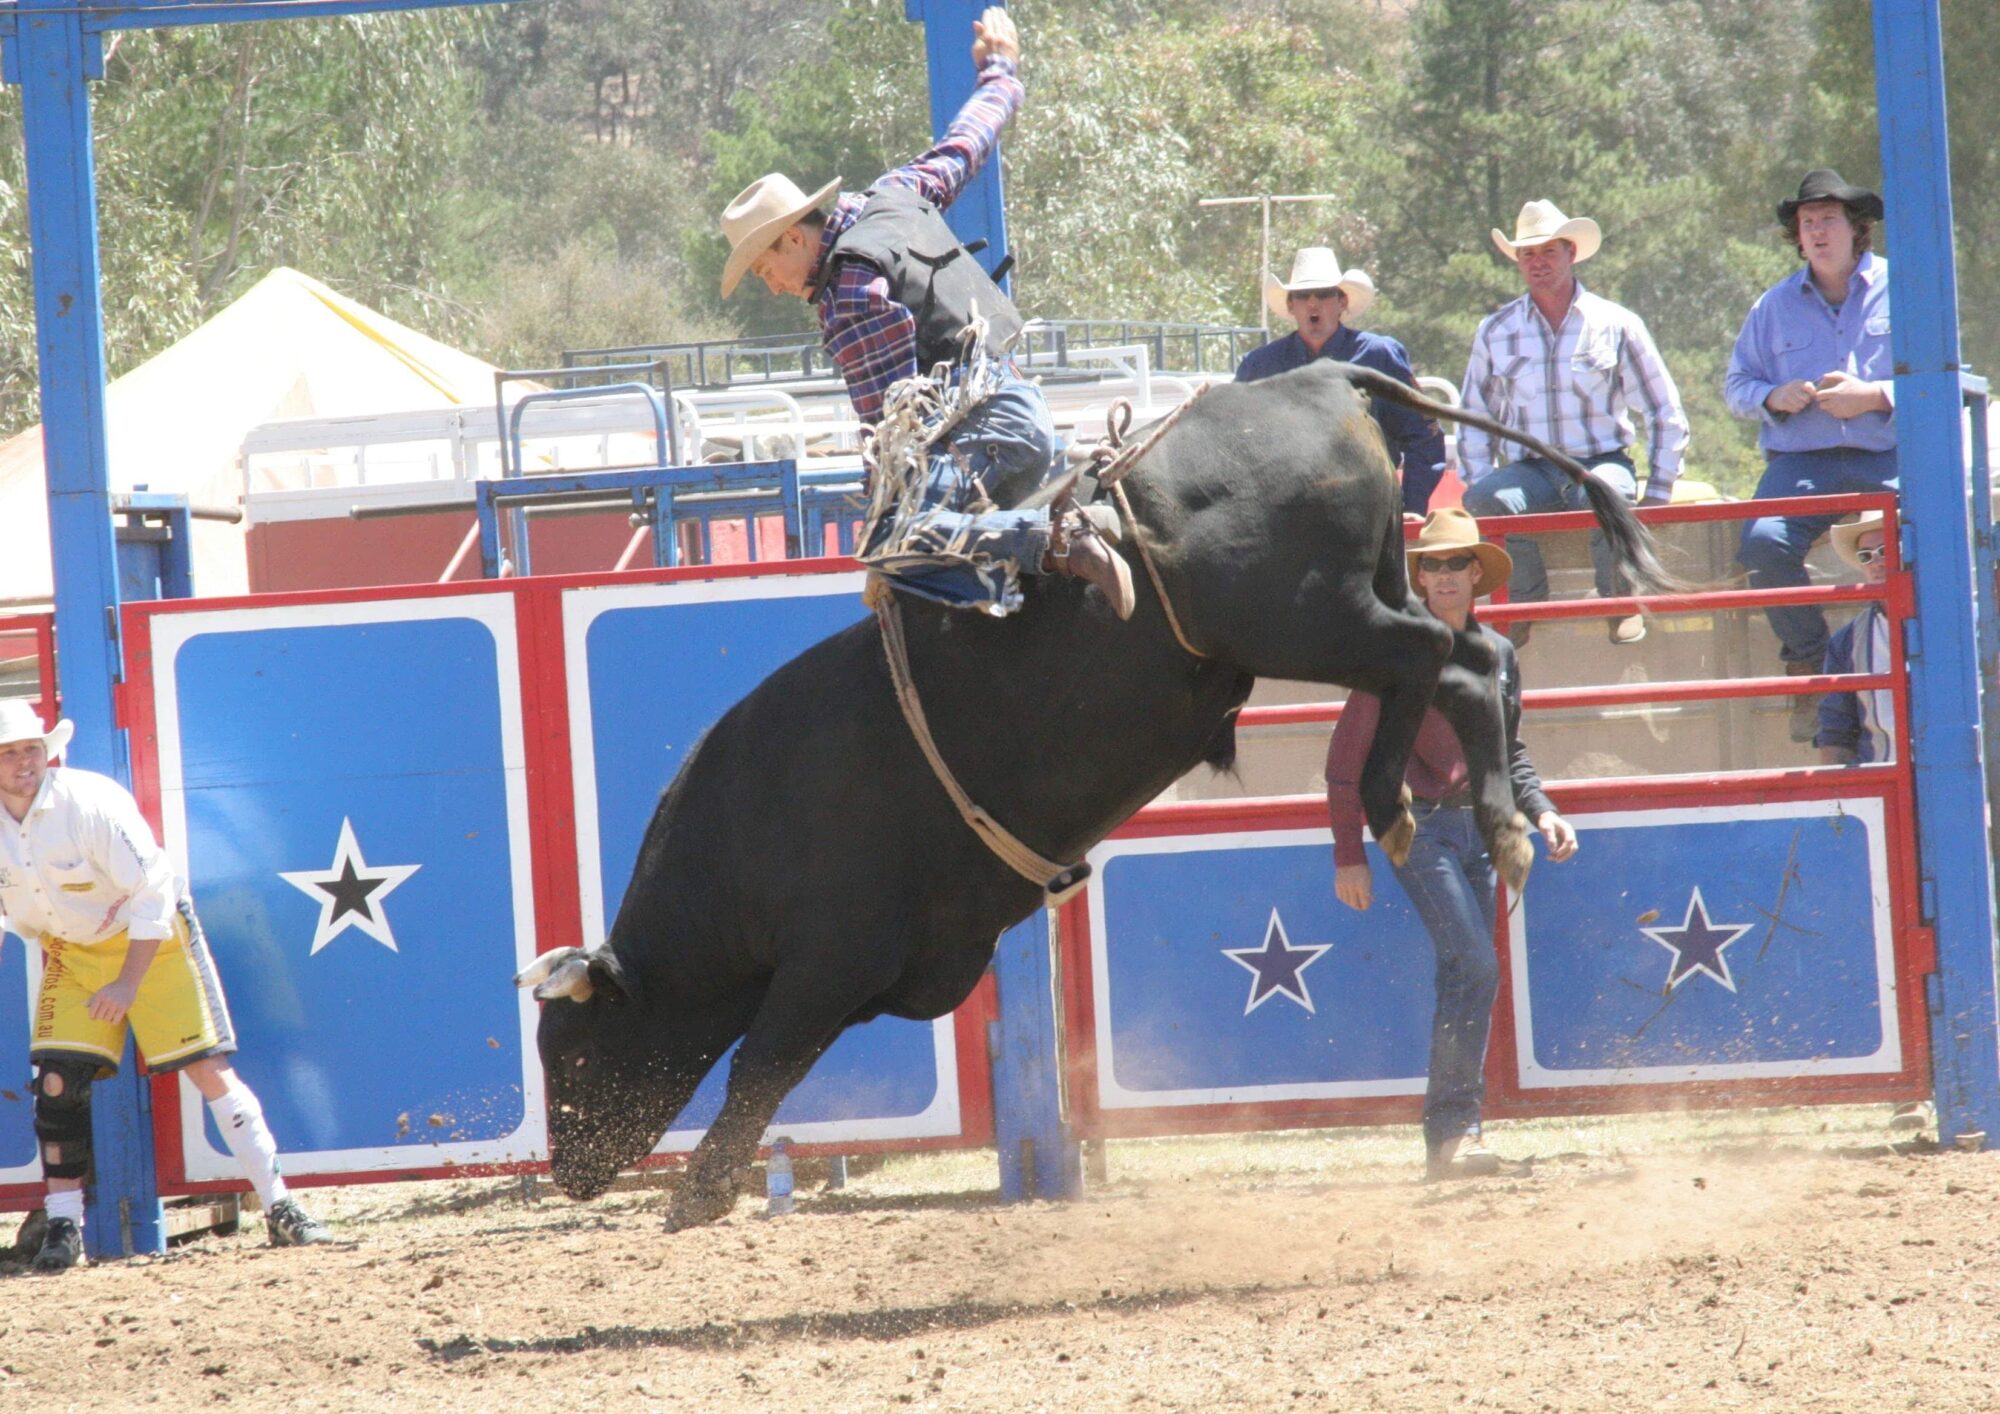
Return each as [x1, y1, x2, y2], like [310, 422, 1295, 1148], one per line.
[0, 700, 330, 1271]
[717, 6, 1134, 620]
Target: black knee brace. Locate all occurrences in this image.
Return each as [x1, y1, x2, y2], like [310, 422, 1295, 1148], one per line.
[32, 1058, 97, 1181]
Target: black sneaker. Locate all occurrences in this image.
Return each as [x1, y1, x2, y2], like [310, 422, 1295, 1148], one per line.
[266, 1198, 333, 1247]
[33, 1217, 83, 1273]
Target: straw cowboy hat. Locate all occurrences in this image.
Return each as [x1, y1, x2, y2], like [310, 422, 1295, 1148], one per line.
[1406, 506, 1512, 598]
[1490, 200, 1602, 264]
[0, 698, 72, 759]
[1263, 246, 1376, 322]
[719, 173, 842, 298]
[1777, 168, 1883, 224]
[1831, 511, 1888, 571]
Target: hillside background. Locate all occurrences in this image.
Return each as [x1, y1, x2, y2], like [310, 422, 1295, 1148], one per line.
[0, 0, 1991, 495]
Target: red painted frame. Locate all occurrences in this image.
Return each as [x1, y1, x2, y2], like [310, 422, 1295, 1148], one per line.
[110, 553, 994, 1198]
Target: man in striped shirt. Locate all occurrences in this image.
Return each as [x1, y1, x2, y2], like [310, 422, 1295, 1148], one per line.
[1460, 201, 1690, 646]
[716, 7, 1132, 619]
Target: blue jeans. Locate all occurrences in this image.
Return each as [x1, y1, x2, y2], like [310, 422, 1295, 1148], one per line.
[1462, 454, 1638, 602]
[864, 374, 1060, 613]
[1389, 801, 1499, 1152]
[1737, 447, 1899, 664]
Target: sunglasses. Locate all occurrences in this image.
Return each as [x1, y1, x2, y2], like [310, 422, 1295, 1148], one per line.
[1854, 546, 1888, 565]
[1418, 554, 1478, 573]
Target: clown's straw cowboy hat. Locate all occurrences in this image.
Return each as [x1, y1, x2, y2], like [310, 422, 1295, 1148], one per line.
[1490, 200, 1602, 264]
[1777, 168, 1884, 224]
[1831, 511, 1889, 571]
[718, 173, 842, 298]
[1406, 507, 1512, 599]
[0, 698, 72, 759]
[1263, 246, 1376, 321]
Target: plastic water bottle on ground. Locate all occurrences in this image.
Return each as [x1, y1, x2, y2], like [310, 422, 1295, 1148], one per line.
[764, 1138, 796, 1216]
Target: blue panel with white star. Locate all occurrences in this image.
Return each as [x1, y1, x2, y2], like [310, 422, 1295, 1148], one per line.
[579, 592, 949, 1127]
[171, 616, 526, 1154]
[0, 930, 36, 1177]
[1518, 810, 1887, 1071]
[1097, 842, 1434, 1093]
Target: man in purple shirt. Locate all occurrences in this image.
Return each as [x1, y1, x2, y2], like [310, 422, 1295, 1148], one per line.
[1235, 246, 1448, 516]
[716, 8, 1132, 619]
[1725, 169, 1894, 740]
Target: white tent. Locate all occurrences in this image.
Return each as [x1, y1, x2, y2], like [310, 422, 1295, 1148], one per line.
[0, 268, 508, 604]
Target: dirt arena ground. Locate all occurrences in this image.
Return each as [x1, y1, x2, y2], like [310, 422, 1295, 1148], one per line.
[5, 1105, 1999, 1412]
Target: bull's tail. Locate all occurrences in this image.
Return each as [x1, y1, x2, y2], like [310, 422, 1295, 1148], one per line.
[1335, 362, 1692, 594]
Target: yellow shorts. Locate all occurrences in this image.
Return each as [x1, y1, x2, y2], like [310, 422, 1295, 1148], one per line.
[29, 903, 238, 1075]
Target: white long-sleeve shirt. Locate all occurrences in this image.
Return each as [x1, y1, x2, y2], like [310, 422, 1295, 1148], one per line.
[0, 767, 182, 946]
[1459, 281, 1691, 498]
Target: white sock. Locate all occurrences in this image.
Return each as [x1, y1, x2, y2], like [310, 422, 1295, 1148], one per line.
[45, 1188, 85, 1225]
[208, 1085, 290, 1208]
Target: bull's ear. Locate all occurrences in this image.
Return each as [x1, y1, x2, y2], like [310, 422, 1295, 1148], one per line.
[586, 948, 638, 1004]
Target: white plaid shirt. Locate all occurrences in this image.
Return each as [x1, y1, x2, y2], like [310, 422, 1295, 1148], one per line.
[1458, 282, 1690, 499]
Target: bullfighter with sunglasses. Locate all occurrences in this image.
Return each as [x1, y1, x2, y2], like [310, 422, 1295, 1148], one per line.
[1325, 508, 1578, 1180]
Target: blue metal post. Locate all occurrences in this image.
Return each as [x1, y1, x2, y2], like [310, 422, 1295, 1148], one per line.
[1874, 4, 2000, 1145]
[903, 0, 1011, 290]
[12, 0, 164, 1257]
[989, 910, 1081, 1201]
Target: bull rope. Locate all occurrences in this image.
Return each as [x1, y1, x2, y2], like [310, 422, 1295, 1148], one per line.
[866, 576, 1078, 892]
[1091, 394, 1211, 660]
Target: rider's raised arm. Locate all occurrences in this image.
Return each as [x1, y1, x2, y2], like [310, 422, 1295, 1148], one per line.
[872, 18, 1023, 213]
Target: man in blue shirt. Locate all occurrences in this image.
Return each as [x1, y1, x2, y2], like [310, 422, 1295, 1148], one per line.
[1236, 246, 1447, 516]
[1725, 169, 1894, 740]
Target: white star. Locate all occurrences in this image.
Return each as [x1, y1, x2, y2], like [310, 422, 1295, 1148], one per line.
[1222, 908, 1332, 1015]
[1640, 886, 1754, 993]
[278, 818, 420, 956]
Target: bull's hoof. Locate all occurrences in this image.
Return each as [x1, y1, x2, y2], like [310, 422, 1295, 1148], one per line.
[664, 1179, 738, 1232]
[1493, 811, 1534, 892]
[1378, 784, 1417, 867]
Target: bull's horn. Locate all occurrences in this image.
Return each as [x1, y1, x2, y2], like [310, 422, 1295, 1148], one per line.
[514, 947, 586, 990]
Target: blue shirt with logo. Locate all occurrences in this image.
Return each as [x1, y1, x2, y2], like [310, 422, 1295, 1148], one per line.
[1236, 325, 1448, 513]
[1725, 253, 1894, 455]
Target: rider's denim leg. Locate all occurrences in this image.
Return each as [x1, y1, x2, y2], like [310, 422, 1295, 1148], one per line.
[869, 375, 1059, 611]
[1736, 447, 1899, 664]
[1389, 803, 1500, 1152]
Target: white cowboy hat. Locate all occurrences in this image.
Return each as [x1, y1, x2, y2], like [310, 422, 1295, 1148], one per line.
[1831, 511, 1888, 571]
[1406, 506, 1513, 599]
[719, 172, 842, 298]
[0, 698, 72, 759]
[1491, 200, 1602, 264]
[1263, 246, 1377, 322]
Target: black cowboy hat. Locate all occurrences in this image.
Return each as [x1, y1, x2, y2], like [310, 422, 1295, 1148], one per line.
[1777, 168, 1884, 223]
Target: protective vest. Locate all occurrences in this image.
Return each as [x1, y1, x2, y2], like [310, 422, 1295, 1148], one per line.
[824, 185, 1024, 370]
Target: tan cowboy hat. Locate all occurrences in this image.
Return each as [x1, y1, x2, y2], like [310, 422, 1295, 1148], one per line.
[1831, 511, 1889, 571]
[0, 698, 72, 759]
[1406, 506, 1512, 598]
[1263, 246, 1376, 322]
[719, 173, 842, 298]
[1491, 200, 1602, 264]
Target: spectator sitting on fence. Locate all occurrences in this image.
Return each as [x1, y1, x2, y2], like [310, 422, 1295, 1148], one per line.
[1326, 508, 1579, 1182]
[715, 7, 1131, 621]
[1234, 246, 1448, 516]
[1815, 512, 1895, 767]
[0, 700, 332, 1271]
[1459, 200, 1691, 648]
[1725, 169, 1895, 743]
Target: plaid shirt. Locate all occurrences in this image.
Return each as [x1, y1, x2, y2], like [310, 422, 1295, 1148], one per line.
[810, 57, 1023, 426]
[1458, 282, 1691, 500]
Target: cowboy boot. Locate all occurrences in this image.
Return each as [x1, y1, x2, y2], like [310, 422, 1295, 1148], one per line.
[1045, 508, 1135, 620]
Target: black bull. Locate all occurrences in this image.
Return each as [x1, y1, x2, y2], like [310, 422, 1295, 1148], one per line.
[515, 362, 1678, 1226]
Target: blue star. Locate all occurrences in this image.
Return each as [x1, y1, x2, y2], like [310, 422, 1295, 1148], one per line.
[1641, 887, 1754, 993]
[1222, 909, 1331, 1015]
